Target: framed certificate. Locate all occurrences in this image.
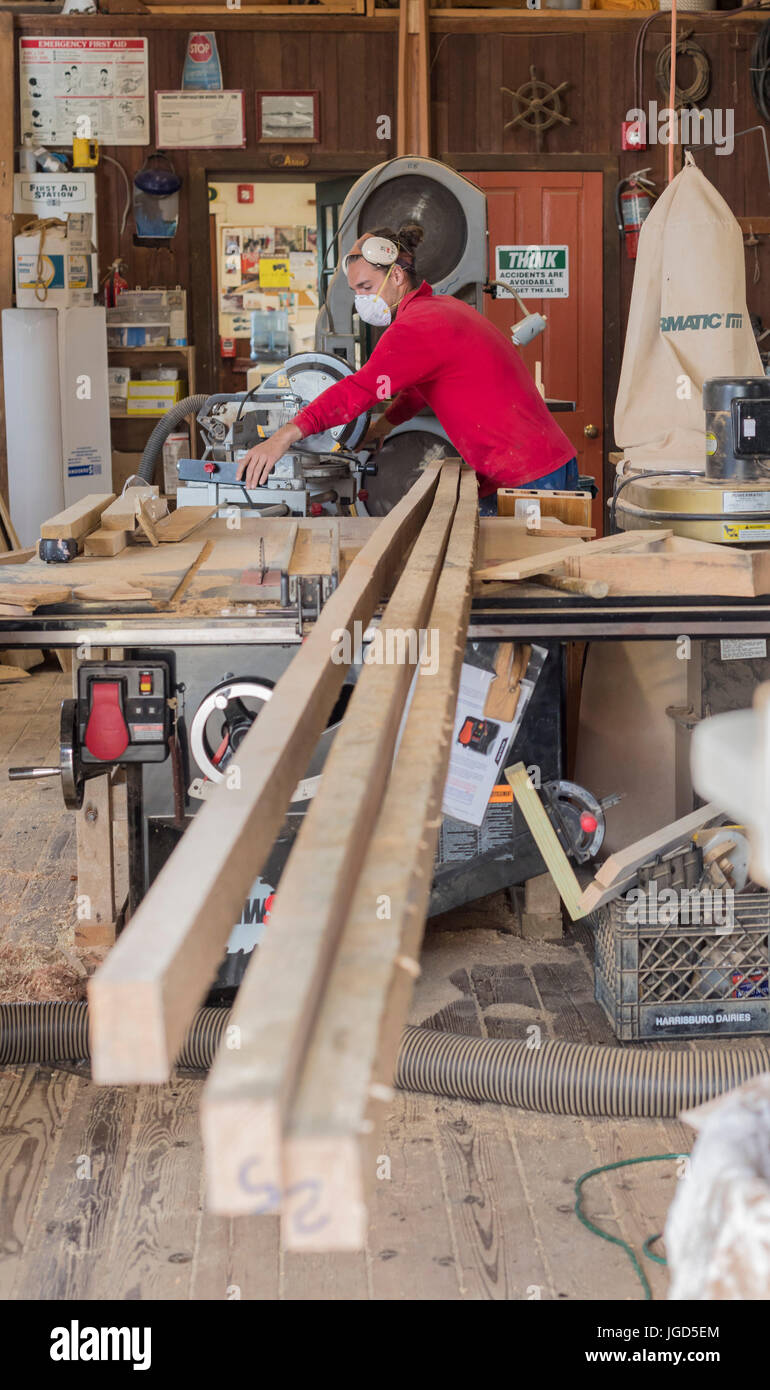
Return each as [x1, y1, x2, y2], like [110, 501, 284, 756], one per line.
[155, 90, 246, 149]
[257, 91, 319, 144]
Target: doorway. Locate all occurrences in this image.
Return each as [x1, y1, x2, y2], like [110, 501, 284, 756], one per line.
[463, 170, 605, 530]
[207, 174, 356, 395]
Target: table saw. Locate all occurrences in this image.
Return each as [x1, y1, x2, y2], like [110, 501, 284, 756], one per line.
[2, 511, 769, 997]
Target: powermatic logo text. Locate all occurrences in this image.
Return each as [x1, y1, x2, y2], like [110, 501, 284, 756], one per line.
[660, 312, 743, 332]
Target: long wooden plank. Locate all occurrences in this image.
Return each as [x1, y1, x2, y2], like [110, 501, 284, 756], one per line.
[88, 463, 443, 1086]
[567, 535, 770, 598]
[39, 494, 116, 541]
[474, 529, 671, 582]
[504, 762, 584, 920]
[201, 466, 462, 1214]
[153, 505, 217, 543]
[281, 469, 478, 1250]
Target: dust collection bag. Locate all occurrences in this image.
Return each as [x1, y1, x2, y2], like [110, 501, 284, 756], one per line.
[614, 152, 762, 472]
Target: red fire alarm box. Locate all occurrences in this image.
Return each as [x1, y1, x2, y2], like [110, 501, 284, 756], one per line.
[621, 118, 647, 152]
[220, 336, 236, 358]
[237, 184, 254, 204]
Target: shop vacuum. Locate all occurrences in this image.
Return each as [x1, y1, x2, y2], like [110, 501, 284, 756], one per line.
[613, 376, 770, 542]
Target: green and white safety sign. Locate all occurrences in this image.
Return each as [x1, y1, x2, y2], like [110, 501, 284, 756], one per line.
[495, 244, 569, 299]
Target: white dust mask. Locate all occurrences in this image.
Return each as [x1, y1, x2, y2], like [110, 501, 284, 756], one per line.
[354, 264, 395, 327]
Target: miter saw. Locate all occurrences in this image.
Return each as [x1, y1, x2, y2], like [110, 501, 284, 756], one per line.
[175, 352, 373, 517]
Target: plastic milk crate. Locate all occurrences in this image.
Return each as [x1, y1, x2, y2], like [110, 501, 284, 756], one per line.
[592, 871, 770, 1041]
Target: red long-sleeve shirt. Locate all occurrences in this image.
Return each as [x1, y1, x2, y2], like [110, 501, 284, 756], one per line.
[292, 281, 575, 495]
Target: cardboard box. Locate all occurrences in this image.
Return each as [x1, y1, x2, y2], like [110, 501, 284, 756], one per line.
[112, 451, 144, 495]
[58, 306, 112, 505]
[15, 225, 97, 309]
[126, 379, 183, 415]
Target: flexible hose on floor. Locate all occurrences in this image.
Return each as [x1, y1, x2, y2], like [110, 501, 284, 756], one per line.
[138, 394, 209, 485]
[0, 1002, 229, 1071]
[2, 1003, 769, 1118]
[396, 1026, 770, 1118]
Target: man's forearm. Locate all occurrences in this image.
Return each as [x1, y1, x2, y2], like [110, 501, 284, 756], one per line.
[272, 420, 304, 452]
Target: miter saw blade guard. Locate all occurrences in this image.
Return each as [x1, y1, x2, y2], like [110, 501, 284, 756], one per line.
[541, 779, 606, 864]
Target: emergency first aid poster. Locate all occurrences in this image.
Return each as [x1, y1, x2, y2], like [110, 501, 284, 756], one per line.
[20, 37, 150, 146]
[495, 244, 569, 299]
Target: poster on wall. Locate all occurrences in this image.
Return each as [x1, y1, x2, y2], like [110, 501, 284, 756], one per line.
[19, 37, 150, 146]
[155, 91, 246, 149]
[494, 245, 569, 300]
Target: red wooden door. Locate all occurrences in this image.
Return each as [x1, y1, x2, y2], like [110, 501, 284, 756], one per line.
[463, 171, 604, 531]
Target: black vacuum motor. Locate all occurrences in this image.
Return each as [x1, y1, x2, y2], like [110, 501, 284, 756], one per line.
[703, 376, 770, 481]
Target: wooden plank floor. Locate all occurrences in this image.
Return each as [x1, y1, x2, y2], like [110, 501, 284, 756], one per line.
[0, 668, 689, 1301]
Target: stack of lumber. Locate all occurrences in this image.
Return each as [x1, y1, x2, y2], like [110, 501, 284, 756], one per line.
[89, 460, 479, 1250]
[474, 526, 770, 598]
[37, 488, 213, 561]
[0, 490, 42, 677]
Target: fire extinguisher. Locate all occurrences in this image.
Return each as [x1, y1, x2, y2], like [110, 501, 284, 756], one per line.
[615, 170, 655, 260]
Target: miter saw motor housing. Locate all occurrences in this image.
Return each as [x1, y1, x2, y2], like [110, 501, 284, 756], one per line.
[175, 352, 371, 518]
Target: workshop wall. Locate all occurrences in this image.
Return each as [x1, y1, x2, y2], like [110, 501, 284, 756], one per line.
[431, 15, 770, 345]
[11, 13, 769, 424]
[13, 15, 399, 394]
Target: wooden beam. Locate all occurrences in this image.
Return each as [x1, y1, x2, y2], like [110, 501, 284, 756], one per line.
[84, 528, 129, 557]
[75, 775, 116, 951]
[88, 463, 442, 1085]
[397, 0, 431, 156]
[504, 762, 584, 921]
[100, 486, 159, 532]
[474, 530, 671, 582]
[201, 465, 461, 1213]
[39, 494, 116, 542]
[282, 469, 478, 1250]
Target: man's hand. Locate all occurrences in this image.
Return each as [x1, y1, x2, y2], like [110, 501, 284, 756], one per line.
[360, 415, 392, 451]
[236, 421, 303, 489]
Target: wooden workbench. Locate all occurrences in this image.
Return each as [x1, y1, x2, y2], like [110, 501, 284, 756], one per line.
[0, 516, 381, 619]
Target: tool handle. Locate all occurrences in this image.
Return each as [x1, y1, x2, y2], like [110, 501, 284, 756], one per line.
[8, 766, 61, 781]
[533, 572, 608, 598]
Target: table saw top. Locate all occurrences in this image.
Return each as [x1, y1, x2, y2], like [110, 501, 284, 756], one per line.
[0, 514, 768, 646]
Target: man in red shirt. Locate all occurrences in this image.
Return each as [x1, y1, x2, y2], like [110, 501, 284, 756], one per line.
[237, 224, 577, 512]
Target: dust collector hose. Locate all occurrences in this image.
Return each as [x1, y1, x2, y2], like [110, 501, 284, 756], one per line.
[138, 394, 209, 485]
[2, 1003, 769, 1118]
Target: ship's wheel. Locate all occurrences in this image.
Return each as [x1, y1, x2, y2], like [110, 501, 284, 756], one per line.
[501, 66, 572, 151]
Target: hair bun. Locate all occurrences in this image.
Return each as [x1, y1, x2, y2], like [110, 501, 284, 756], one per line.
[397, 222, 425, 254]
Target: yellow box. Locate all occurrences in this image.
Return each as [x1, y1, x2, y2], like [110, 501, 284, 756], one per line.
[126, 379, 183, 416]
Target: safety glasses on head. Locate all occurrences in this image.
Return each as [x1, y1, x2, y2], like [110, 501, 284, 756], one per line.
[342, 235, 399, 274]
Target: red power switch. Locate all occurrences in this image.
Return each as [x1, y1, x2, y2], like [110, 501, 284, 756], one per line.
[204, 462, 217, 475]
[85, 682, 129, 761]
